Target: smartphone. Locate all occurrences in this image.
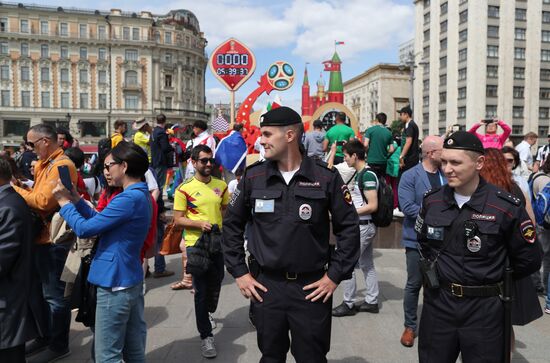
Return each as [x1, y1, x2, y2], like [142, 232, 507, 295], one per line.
[451, 125, 460, 132]
[482, 118, 494, 124]
[58, 165, 73, 191]
[336, 141, 346, 146]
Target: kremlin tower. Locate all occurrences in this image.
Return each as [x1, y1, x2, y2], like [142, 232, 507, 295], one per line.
[301, 51, 344, 116]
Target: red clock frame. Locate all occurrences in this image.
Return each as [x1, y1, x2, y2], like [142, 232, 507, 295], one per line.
[209, 38, 256, 91]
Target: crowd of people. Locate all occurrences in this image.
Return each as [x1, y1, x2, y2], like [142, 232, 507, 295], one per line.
[0, 104, 548, 363]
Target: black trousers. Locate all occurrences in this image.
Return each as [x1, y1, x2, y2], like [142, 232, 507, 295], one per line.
[0, 344, 25, 363]
[253, 271, 331, 363]
[367, 163, 387, 178]
[418, 289, 504, 363]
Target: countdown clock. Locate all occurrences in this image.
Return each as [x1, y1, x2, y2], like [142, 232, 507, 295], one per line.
[321, 110, 350, 131]
[209, 38, 256, 91]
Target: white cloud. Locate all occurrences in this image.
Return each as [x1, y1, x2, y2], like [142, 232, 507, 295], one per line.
[205, 87, 232, 104]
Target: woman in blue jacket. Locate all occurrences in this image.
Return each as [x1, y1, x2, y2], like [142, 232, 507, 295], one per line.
[53, 142, 152, 363]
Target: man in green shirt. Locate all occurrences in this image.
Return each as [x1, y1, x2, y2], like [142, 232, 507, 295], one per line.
[363, 113, 394, 177]
[323, 112, 356, 164]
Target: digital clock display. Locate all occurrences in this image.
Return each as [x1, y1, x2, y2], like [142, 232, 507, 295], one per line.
[216, 67, 249, 76]
[209, 38, 256, 91]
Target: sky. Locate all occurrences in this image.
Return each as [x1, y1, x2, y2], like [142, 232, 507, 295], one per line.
[33, 0, 415, 113]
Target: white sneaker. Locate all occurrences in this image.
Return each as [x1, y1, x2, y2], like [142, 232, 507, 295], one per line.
[393, 208, 404, 218]
[201, 336, 217, 358]
[209, 313, 217, 330]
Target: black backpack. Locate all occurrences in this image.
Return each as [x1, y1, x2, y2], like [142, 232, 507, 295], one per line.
[97, 136, 112, 162]
[358, 168, 394, 227]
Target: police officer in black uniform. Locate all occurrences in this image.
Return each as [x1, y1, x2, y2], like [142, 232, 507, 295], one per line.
[415, 131, 542, 363]
[222, 106, 360, 363]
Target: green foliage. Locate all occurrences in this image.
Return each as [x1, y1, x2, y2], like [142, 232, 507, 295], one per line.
[390, 120, 403, 136]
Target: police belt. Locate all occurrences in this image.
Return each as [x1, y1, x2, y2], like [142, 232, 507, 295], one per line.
[359, 219, 373, 225]
[260, 267, 326, 281]
[440, 280, 502, 298]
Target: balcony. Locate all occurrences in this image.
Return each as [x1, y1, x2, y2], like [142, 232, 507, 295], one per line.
[122, 82, 142, 91]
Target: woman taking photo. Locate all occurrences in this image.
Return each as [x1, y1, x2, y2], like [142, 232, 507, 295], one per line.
[53, 142, 151, 362]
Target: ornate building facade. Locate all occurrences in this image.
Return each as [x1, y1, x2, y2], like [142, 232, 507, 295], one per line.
[0, 3, 208, 148]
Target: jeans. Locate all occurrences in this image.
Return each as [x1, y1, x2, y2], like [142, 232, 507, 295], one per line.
[154, 218, 166, 273]
[532, 226, 550, 290]
[342, 223, 379, 305]
[95, 284, 146, 363]
[403, 248, 422, 332]
[34, 243, 71, 352]
[188, 251, 225, 339]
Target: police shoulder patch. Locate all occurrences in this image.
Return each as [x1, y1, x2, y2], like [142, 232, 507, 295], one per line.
[341, 184, 353, 205]
[520, 220, 536, 244]
[314, 158, 334, 171]
[496, 190, 521, 206]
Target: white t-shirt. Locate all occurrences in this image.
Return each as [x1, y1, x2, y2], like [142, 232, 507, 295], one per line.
[454, 192, 471, 208]
[144, 169, 159, 191]
[350, 169, 378, 221]
[228, 179, 239, 194]
[280, 168, 299, 185]
[516, 140, 533, 167]
[83, 176, 101, 198]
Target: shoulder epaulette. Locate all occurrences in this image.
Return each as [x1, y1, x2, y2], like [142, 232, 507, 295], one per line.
[314, 158, 334, 171]
[496, 190, 521, 206]
[423, 186, 442, 199]
[245, 159, 265, 170]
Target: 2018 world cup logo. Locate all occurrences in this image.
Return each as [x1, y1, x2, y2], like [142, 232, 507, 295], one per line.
[266, 61, 295, 91]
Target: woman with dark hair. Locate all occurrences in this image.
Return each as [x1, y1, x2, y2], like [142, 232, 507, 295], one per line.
[53, 141, 151, 362]
[64, 147, 91, 201]
[502, 146, 530, 197]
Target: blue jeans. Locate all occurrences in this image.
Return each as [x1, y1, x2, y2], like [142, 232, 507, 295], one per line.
[154, 219, 166, 273]
[35, 243, 71, 352]
[94, 284, 146, 363]
[403, 248, 422, 332]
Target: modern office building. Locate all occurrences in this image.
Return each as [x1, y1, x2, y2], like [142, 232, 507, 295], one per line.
[343, 64, 410, 132]
[0, 2, 208, 148]
[414, 0, 550, 138]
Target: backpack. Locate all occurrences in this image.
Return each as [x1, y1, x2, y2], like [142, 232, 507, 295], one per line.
[531, 176, 550, 229]
[358, 168, 394, 227]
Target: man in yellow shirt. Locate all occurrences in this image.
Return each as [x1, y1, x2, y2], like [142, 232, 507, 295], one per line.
[173, 144, 228, 359]
[110, 119, 127, 149]
[132, 118, 152, 162]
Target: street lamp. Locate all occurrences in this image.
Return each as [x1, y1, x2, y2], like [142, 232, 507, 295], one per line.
[400, 50, 428, 112]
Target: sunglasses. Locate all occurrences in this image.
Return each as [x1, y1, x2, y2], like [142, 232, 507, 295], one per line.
[103, 161, 121, 171]
[505, 158, 515, 164]
[197, 157, 215, 165]
[26, 137, 49, 148]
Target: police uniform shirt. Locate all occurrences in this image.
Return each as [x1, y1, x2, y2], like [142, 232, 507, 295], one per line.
[415, 179, 542, 285]
[222, 156, 360, 283]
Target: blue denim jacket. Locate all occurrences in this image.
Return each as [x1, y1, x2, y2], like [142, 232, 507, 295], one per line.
[398, 163, 446, 249]
[60, 182, 152, 288]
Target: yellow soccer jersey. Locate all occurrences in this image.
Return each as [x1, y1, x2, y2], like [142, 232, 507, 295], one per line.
[174, 176, 229, 247]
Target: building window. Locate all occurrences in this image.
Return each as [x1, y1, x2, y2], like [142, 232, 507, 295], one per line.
[515, 8, 527, 21]
[41, 44, 49, 58]
[98, 25, 106, 40]
[459, 29, 467, 43]
[60, 22, 68, 37]
[441, 2, 448, 15]
[440, 20, 447, 33]
[423, 96, 429, 107]
[514, 67, 525, 79]
[541, 88, 550, 99]
[41, 67, 49, 82]
[98, 70, 107, 84]
[98, 94, 107, 109]
[488, 45, 499, 58]
[544, 11, 550, 23]
[459, 48, 467, 62]
[60, 68, 69, 83]
[80, 47, 87, 59]
[125, 95, 139, 109]
[486, 105, 498, 118]
[513, 106, 524, 118]
[488, 5, 499, 18]
[423, 46, 430, 59]
[165, 53, 172, 63]
[439, 110, 447, 121]
[98, 48, 106, 61]
[487, 65, 498, 78]
[540, 126, 549, 137]
[21, 66, 30, 81]
[459, 68, 467, 80]
[61, 46, 68, 59]
[423, 79, 429, 91]
[439, 92, 446, 103]
[440, 56, 447, 69]
[516, 28, 526, 41]
[1, 91, 10, 106]
[543, 31, 550, 43]
[542, 69, 550, 80]
[0, 42, 7, 55]
[0, 65, 9, 80]
[486, 85, 498, 97]
[514, 86, 524, 99]
[81, 122, 106, 137]
[488, 26, 499, 38]
[424, 0, 430, 8]
[123, 27, 130, 40]
[80, 93, 88, 109]
[80, 24, 87, 38]
[41, 92, 50, 108]
[3, 120, 30, 137]
[79, 69, 88, 83]
[440, 74, 447, 85]
[20, 19, 29, 33]
[440, 38, 447, 50]
[512, 125, 524, 134]
[458, 106, 466, 118]
[165, 32, 172, 44]
[543, 49, 550, 61]
[125, 49, 138, 61]
[154, 31, 160, 42]
[165, 97, 172, 110]
[125, 70, 138, 85]
[165, 74, 172, 88]
[424, 29, 430, 42]
[60, 92, 69, 108]
[132, 28, 139, 40]
[20, 43, 28, 57]
[41, 21, 49, 35]
[458, 87, 467, 99]
[0, 18, 6, 32]
[459, 10, 468, 24]
[515, 47, 526, 60]
[540, 107, 550, 119]
[21, 91, 30, 107]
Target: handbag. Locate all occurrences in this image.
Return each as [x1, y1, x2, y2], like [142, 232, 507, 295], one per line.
[71, 245, 97, 328]
[160, 222, 184, 255]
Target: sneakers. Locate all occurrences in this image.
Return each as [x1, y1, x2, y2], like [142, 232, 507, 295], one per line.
[153, 270, 175, 278]
[27, 348, 70, 363]
[400, 327, 416, 347]
[201, 336, 217, 358]
[357, 302, 379, 314]
[544, 307, 550, 314]
[25, 338, 49, 356]
[209, 313, 217, 330]
[393, 208, 404, 218]
[332, 302, 357, 317]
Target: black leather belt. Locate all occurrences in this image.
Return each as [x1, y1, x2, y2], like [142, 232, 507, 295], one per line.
[441, 281, 502, 298]
[359, 220, 373, 225]
[260, 267, 326, 281]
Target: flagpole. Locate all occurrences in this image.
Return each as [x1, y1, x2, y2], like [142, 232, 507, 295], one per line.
[230, 90, 235, 129]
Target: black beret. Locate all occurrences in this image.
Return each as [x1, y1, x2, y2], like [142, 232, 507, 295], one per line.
[443, 131, 484, 154]
[260, 106, 302, 127]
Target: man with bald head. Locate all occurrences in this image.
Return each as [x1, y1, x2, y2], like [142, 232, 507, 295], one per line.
[397, 135, 446, 348]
